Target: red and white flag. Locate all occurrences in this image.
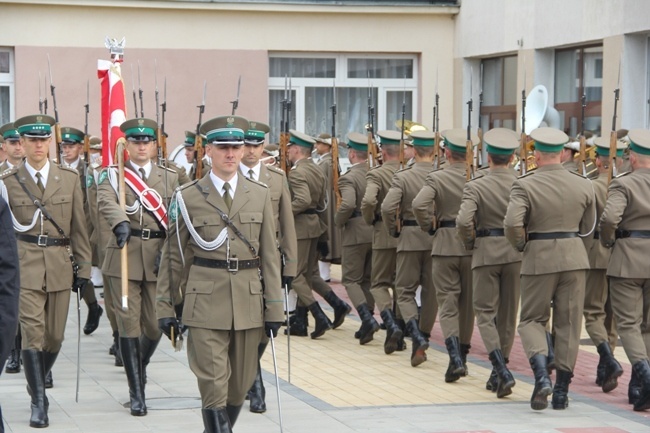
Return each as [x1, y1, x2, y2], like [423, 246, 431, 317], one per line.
[97, 59, 126, 167]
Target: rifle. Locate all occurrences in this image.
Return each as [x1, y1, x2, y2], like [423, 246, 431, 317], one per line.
[38, 72, 44, 114]
[520, 69, 527, 176]
[194, 81, 207, 180]
[131, 64, 139, 118]
[138, 61, 144, 118]
[367, 73, 379, 168]
[279, 75, 291, 175]
[83, 80, 91, 180]
[608, 61, 621, 184]
[398, 75, 406, 169]
[476, 64, 484, 169]
[331, 79, 341, 209]
[465, 72, 474, 181]
[578, 62, 588, 176]
[231, 75, 241, 115]
[42, 73, 49, 115]
[47, 54, 62, 164]
[433, 69, 441, 170]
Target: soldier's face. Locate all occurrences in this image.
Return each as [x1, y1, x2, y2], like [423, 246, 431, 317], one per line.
[3, 139, 25, 164]
[207, 144, 243, 180]
[184, 148, 195, 163]
[126, 140, 154, 166]
[61, 143, 82, 163]
[21, 136, 51, 166]
[241, 144, 264, 167]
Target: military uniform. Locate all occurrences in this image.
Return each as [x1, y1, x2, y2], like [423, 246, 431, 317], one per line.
[315, 134, 342, 267]
[381, 131, 437, 368]
[600, 129, 650, 411]
[456, 128, 521, 397]
[156, 116, 283, 431]
[504, 127, 595, 411]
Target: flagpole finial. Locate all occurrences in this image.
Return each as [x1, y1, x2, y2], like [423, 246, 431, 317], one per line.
[105, 36, 126, 64]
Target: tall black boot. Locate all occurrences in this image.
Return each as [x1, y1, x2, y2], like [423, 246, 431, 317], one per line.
[632, 359, 650, 411]
[308, 302, 332, 339]
[380, 309, 403, 355]
[489, 349, 516, 398]
[202, 407, 232, 433]
[546, 332, 556, 373]
[42, 351, 58, 389]
[444, 336, 465, 382]
[595, 357, 605, 386]
[285, 306, 308, 337]
[356, 303, 380, 345]
[112, 331, 123, 367]
[529, 354, 553, 410]
[395, 319, 407, 351]
[596, 342, 623, 393]
[406, 319, 429, 367]
[460, 344, 471, 377]
[140, 335, 161, 386]
[83, 302, 103, 335]
[5, 329, 22, 373]
[551, 370, 573, 409]
[248, 341, 268, 413]
[630, 367, 642, 405]
[120, 337, 147, 416]
[324, 291, 351, 329]
[225, 404, 243, 427]
[22, 349, 49, 428]
[486, 367, 498, 392]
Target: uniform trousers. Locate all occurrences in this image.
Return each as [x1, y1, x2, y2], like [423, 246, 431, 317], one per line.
[20, 287, 70, 352]
[341, 242, 373, 308]
[609, 277, 650, 364]
[188, 326, 264, 408]
[473, 262, 521, 356]
[432, 255, 474, 344]
[518, 270, 585, 371]
[292, 238, 318, 306]
[584, 268, 611, 346]
[107, 277, 160, 340]
[370, 247, 397, 313]
[395, 250, 437, 333]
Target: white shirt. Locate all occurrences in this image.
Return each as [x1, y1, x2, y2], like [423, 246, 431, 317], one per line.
[65, 157, 80, 170]
[130, 160, 153, 180]
[239, 162, 261, 182]
[25, 159, 51, 189]
[210, 171, 238, 199]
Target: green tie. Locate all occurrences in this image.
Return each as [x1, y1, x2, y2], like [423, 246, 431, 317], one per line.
[248, 169, 255, 181]
[223, 182, 232, 210]
[35, 172, 45, 194]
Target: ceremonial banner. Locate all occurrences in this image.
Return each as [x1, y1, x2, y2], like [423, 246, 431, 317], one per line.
[98, 59, 126, 167]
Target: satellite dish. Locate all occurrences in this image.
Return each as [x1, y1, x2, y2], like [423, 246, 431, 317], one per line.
[522, 85, 561, 135]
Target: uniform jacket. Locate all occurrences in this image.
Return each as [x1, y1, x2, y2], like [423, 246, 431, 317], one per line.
[600, 168, 650, 278]
[456, 166, 522, 268]
[0, 196, 20, 364]
[504, 164, 595, 275]
[317, 153, 341, 261]
[289, 158, 327, 240]
[585, 172, 610, 270]
[334, 162, 372, 246]
[361, 160, 399, 250]
[156, 174, 283, 330]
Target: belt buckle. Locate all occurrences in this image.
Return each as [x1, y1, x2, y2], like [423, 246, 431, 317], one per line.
[227, 258, 239, 272]
[37, 235, 48, 247]
[141, 229, 151, 240]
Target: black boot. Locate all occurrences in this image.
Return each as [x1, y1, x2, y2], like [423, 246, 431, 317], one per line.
[395, 319, 407, 351]
[285, 306, 308, 336]
[380, 309, 403, 355]
[356, 303, 380, 345]
[22, 349, 49, 428]
[406, 319, 429, 367]
[225, 404, 243, 427]
[112, 331, 123, 367]
[552, 370, 573, 410]
[248, 342, 268, 413]
[324, 291, 351, 329]
[5, 330, 21, 373]
[529, 354, 553, 410]
[140, 335, 161, 386]
[486, 367, 498, 392]
[630, 367, 642, 405]
[632, 359, 650, 411]
[596, 342, 623, 393]
[546, 332, 556, 373]
[489, 350, 516, 398]
[595, 357, 605, 386]
[444, 336, 465, 382]
[460, 344, 471, 377]
[308, 302, 332, 339]
[202, 407, 232, 433]
[42, 351, 58, 390]
[120, 337, 147, 416]
[83, 302, 104, 335]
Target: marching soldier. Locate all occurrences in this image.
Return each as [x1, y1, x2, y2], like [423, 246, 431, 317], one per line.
[381, 130, 437, 368]
[456, 128, 521, 397]
[240, 121, 297, 413]
[98, 118, 179, 416]
[361, 130, 406, 354]
[561, 140, 580, 173]
[584, 136, 625, 393]
[412, 129, 476, 383]
[505, 127, 595, 411]
[0, 115, 91, 428]
[335, 132, 377, 344]
[600, 129, 650, 411]
[156, 115, 284, 432]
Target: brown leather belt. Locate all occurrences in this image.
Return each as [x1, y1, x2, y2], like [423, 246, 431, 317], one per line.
[528, 232, 577, 240]
[16, 234, 70, 247]
[131, 229, 166, 240]
[476, 228, 505, 237]
[193, 256, 260, 272]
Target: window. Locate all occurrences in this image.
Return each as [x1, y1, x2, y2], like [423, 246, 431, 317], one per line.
[480, 55, 517, 131]
[554, 45, 603, 137]
[0, 48, 15, 126]
[268, 54, 417, 144]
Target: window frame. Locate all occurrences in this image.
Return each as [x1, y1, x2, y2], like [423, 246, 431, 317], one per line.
[0, 47, 16, 125]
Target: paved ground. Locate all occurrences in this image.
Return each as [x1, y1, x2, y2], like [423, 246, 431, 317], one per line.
[3, 268, 650, 433]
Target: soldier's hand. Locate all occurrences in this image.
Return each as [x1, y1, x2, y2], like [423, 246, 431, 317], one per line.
[158, 317, 180, 341]
[316, 241, 329, 259]
[265, 321, 282, 338]
[72, 277, 89, 297]
[153, 251, 162, 276]
[281, 276, 293, 289]
[113, 221, 131, 248]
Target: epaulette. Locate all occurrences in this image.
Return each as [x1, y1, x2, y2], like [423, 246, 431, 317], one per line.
[395, 165, 413, 174]
[615, 171, 631, 179]
[428, 167, 443, 175]
[266, 165, 285, 176]
[568, 170, 587, 179]
[245, 175, 268, 188]
[159, 165, 177, 174]
[177, 179, 199, 191]
[518, 170, 535, 179]
[59, 165, 80, 176]
[0, 166, 18, 179]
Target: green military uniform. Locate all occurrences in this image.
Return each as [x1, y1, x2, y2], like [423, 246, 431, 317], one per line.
[335, 132, 377, 344]
[0, 122, 21, 172]
[456, 128, 521, 397]
[412, 128, 476, 383]
[600, 129, 650, 411]
[381, 131, 437, 368]
[0, 115, 91, 428]
[504, 127, 595, 411]
[184, 130, 211, 181]
[156, 116, 283, 431]
[315, 134, 342, 266]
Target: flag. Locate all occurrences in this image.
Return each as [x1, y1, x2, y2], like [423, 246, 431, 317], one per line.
[98, 59, 126, 167]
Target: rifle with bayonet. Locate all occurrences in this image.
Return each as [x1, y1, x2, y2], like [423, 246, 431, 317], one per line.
[231, 76, 241, 115]
[38, 72, 44, 114]
[398, 76, 406, 169]
[279, 75, 291, 176]
[131, 64, 139, 118]
[465, 74, 475, 181]
[366, 74, 379, 168]
[520, 70, 527, 176]
[47, 54, 62, 164]
[608, 61, 621, 185]
[138, 61, 144, 118]
[433, 69, 442, 170]
[477, 64, 484, 169]
[578, 62, 588, 176]
[331, 80, 342, 209]
[194, 81, 207, 180]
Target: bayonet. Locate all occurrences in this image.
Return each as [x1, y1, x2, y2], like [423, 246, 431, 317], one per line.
[47, 54, 62, 163]
[138, 61, 144, 118]
[398, 74, 406, 169]
[520, 61, 527, 175]
[609, 57, 622, 184]
[231, 75, 241, 115]
[466, 68, 474, 181]
[38, 72, 44, 114]
[43, 74, 48, 115]
[579, 61, 588, 176]
[331, 79, 341, 209]
[433, 67, 441, 169]
[477, 63, 484, 168]
[155, 60, 160, 126]
[131, 64, 138, 117]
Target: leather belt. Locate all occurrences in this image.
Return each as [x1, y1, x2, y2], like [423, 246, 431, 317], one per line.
[131, 229, 166, 240]
[350, 210, 362, 218]
[438, 220, 456, 228]
[476, 228, 505, 238]
[193, 256, 260, 272]
[402, 220, 418, 227]
[16, 234, 70, 247]
[528, 232, 578, 240]
[593, 231, 600, 240]
[301, 209, 317, 215]
[615, 230, 650, 239]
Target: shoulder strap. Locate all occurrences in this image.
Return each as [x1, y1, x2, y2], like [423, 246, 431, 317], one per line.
[14, 173, 68, 239]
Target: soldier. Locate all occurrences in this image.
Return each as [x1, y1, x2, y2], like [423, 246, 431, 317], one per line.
[156, 115, 284, 432]
[184, 130, 211, 180]
[561, 140, 580, 173]
[600, 129, 650, 411]
[0, 114, 91, 428]
[504, 127, 595, 411]
[335, 132, 377, 344]
[412, 129, 476, 382]
[456, 128, 521, 397]
[381, 130, 437, 368]
[98, 118, 179, 416]
[262, 143, 280, 167]
[361, 130, 406, 354]
[240, 121, 297, 413]
[584, 136, 626, 393]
